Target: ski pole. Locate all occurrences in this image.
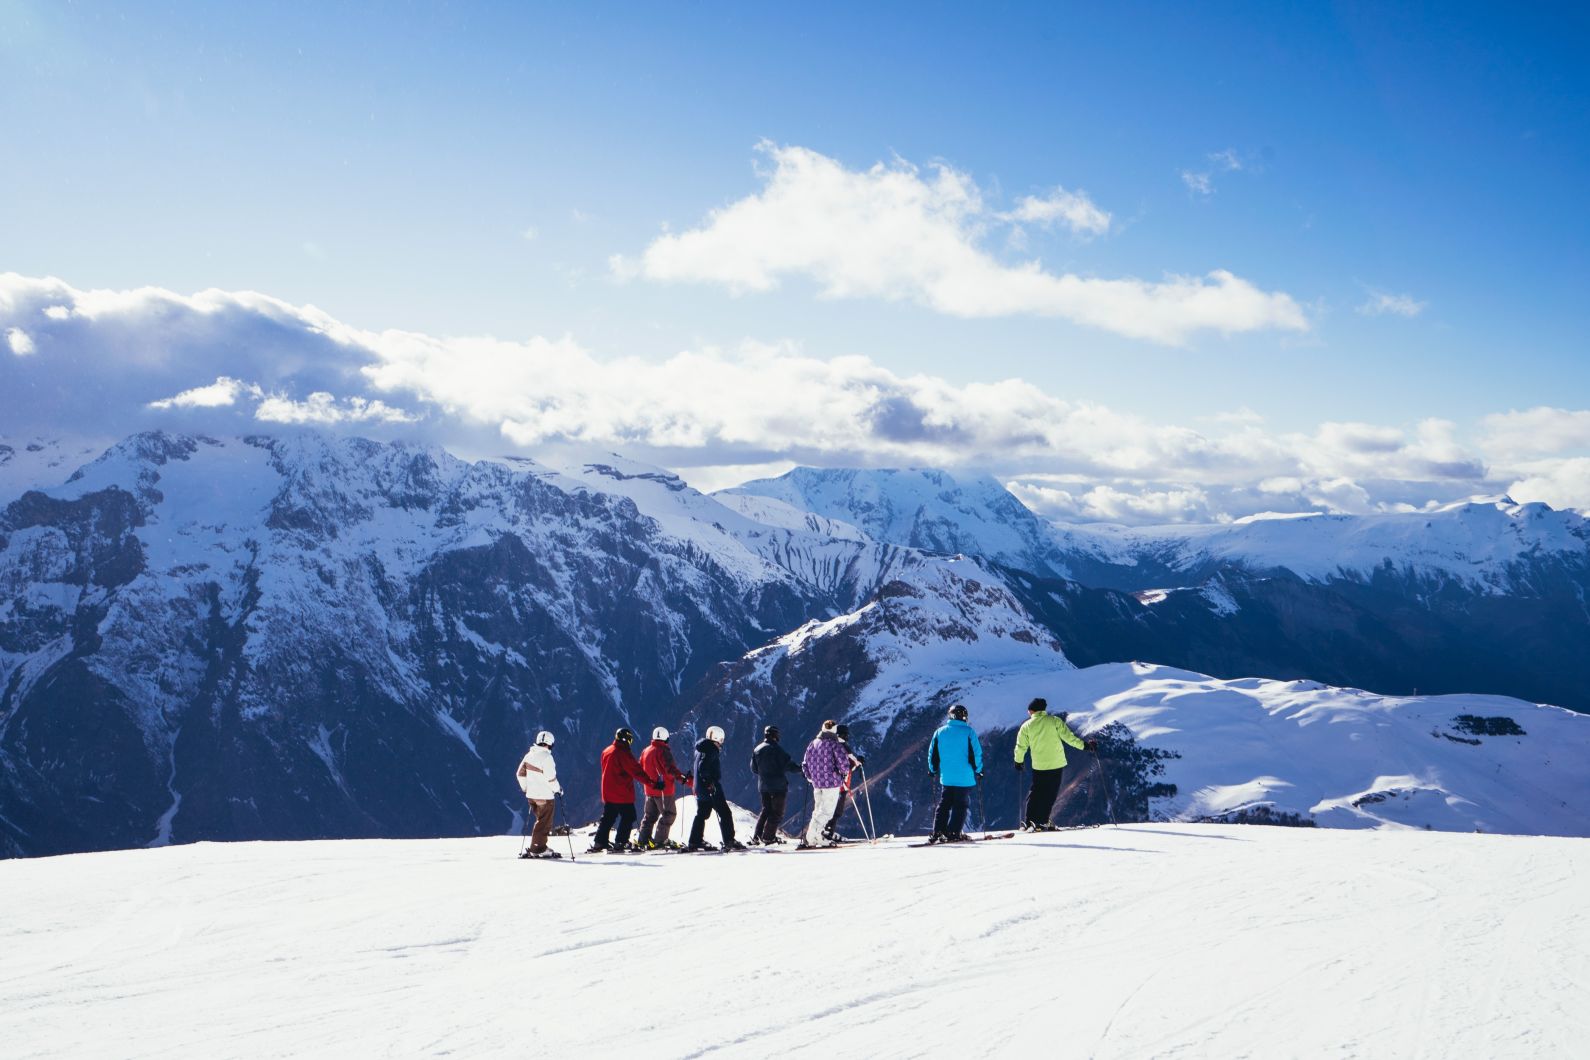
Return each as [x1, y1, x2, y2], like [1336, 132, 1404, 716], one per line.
[977, 778, 988, 839]
[1095, 751, 1119, 827]
[557, 793, 576, 861]
[859, 765, 879, 843]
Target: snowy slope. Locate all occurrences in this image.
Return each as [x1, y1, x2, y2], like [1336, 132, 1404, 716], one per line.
[1012, 662, 1590, 836]
[2, 828, 1586, 1059]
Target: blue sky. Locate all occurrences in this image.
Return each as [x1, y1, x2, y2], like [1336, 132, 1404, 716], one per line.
[3, 2, 1589, 520]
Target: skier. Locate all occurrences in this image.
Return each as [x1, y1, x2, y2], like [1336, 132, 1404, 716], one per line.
[637, 726, 692, 850]
[927, 704, 983, 843]
[822, 723, 866, 842]
[1013, 698, 1096, 830]
[589, 727, 651, 853]
[749, 725, 802, 845]
[800, 720, 853, 848]
[686, 725, 745, 851]
[515, 730, 563, 859]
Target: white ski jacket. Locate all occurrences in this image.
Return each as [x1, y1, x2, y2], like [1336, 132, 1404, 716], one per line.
[517, 745, 561, 800]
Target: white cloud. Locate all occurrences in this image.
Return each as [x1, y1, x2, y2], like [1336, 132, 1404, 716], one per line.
[6, 327, 34, 355]
[1181, 148, 1245, 197]
[1002, 187, 1112, 237]
[521, 226, 539, 241]
[1358, 291, 1427, 317]
[2, 272, 1575, 525]
[1504, 458, 1590, 512]
[1480, 407, 1590, 459]
[617, 142, 1307, 344]
[255, 392, 414, 425]
[148, 376, 261, 410]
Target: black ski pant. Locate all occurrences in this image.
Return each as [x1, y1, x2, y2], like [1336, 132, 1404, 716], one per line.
[824, 788, 851, 836]
[1025, 767, 1064, 826]
[689, 786, 736, 847]
[933, 785, 972, 836]
[595, 800, 638, 848]
[638, 792, 677, 846]
[754, 790, 786, 842]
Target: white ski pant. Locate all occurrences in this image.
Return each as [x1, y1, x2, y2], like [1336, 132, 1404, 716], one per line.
[807, 786, 841, 845]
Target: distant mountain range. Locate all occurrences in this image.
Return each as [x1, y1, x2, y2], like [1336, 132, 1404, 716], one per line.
[2, 433, 1587, 857]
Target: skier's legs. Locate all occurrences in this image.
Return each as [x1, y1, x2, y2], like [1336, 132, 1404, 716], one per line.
[688, 796, 713, 846]
[655, 793, 678, 844]
[825, 789, 851, 836]
[710, 790, 736, 844]
[806, 787, 840, 844]
[946, 786, 971, 834]
[1029, 768, 1064, 825]
[594, 802, 621, 847]
[615, 801, 639, 847]
[637, 795, 662, 846]
[528, 798, 555, 852]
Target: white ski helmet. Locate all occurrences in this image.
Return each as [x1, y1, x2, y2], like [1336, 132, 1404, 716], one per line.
[705, 725, 726, 744]
[652, 726, 670, 741]
[535, 731, 555, 747]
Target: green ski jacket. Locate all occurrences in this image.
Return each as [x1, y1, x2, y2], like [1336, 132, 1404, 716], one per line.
[1014, 711, 1085, 771]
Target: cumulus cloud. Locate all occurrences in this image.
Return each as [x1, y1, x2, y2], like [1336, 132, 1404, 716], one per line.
[6, 327, 34, 355]
[1358, 291, 1427, 317]
[616, 142, 1307, 344]
[1, 272, 1580, 523]
[1001, 187, 1112, 237]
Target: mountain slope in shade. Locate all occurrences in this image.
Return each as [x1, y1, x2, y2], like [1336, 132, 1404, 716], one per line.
[0, 433, 916, 857]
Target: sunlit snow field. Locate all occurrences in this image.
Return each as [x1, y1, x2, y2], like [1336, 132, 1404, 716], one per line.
[3, 825, 1586, 1058]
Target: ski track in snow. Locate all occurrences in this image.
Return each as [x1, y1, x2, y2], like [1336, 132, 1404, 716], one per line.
[1, 826, 1586, 1059]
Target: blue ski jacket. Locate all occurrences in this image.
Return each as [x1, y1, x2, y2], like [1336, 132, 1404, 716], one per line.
[928, 719, 983, 788]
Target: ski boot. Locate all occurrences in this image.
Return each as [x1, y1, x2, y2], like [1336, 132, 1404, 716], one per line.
[585, 841, 610, 854]
[721, 838, 748, 852]
[681, 840, 718, 853]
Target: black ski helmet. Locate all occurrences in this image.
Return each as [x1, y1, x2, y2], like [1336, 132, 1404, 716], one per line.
[615, 726, 636, 744]
[764, 725, 781, 741]
[836, 723, 850, 740]
[948, 704, 969, 721]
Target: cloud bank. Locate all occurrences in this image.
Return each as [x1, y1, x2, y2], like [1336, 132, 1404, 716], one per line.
[614, 143, 1307, 344]
[2, 273, 1585, 522]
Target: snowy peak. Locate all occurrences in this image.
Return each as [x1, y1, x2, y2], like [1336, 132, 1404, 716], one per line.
[724, 465, 1076, 579]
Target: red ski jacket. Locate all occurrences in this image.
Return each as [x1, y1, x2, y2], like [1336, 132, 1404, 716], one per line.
[600, 741, 651, 803]
[639, 739, 690, 796]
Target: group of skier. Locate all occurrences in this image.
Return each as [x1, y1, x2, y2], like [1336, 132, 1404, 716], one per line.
[515, 698, 1096, 859]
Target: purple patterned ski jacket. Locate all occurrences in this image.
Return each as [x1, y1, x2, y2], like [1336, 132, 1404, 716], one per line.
[802, 732, 852, 789]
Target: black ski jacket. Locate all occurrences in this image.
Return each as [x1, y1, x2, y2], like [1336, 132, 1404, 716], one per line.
[693, 738, 724, 799]
[750, 739, 801, 794]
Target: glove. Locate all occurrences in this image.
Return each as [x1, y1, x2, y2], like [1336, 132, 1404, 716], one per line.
[1014, 762, 1024, 773]
[976, 772, 984, 780]
[854, 754, 866, 765]
[1085, 739, 1098, 753]
[551, 782, 563, 795]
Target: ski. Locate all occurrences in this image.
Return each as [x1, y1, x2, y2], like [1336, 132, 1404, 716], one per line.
[907, 832, 1016, 848]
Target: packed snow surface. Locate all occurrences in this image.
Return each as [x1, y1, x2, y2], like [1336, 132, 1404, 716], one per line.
[3, 828, 1586, 1058]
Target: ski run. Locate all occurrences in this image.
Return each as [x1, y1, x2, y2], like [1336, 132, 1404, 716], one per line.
[2, 825, 1586, 1059]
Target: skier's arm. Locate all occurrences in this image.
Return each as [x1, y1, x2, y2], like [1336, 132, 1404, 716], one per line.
[927, 733, 941, 775]
[1014, 721, 1030, 766]
[1057, 717, 1085, 751]
[971, 734, 983, 775]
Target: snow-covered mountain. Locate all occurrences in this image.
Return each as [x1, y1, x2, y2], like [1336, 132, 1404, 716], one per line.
[729, 466, 1590, 711]
[0, 432, 912, 857]
[6, 433, 1589, 859]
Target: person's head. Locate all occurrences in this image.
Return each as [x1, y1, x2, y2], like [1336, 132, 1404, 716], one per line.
[1027, 697, 1048, 715]
[652, 726, 670, 741]
[948, 704, 969, 722]
[821, 719, 838, 735]
[615, 727, 636, 746]
[705, 725, 726, 745]
[835, 724, 850, 741]
[535, 730, 555, 748]
[764, 724, 781, 743]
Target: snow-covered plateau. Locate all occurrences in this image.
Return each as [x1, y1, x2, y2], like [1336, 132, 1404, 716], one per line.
[2, 826, 1586, 1059]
